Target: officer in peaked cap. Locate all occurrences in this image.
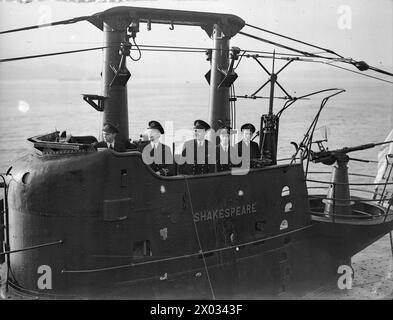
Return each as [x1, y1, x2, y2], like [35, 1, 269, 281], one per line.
[148, 120, 165, 134]
[234, 123, 260, 167]
[240, 123, 256, 134]
[92, 122, 126, 152]
[179, 119, 214, 175]
[141, 120, 174, 176]
[216, 125, 234, 172]
[193, 119, 211, 131]
[103, 122, 119, 134]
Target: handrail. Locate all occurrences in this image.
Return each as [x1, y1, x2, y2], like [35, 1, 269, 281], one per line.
[308, 171, 377, 179]
[306, 178, 393, 186]
[310, 210, 393, 220]
[306, 160, 393, 223]
[306, 186, 385, 196]
[308, 195, 389, 203]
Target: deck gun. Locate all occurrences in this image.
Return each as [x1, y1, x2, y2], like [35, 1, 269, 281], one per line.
[310, 140, 393, 166]
[309, 139, 393, 217]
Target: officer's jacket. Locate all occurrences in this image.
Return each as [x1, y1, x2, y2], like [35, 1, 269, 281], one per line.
[215, 144, 233, 172]
[141, 142, 174, 176]
[179, 139, 215, 175]
[93, 137, 126, 152]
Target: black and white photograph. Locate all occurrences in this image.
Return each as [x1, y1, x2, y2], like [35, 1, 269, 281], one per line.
[0, 0, 392, 305]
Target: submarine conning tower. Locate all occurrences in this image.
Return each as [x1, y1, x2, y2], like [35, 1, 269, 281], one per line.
[85, 6, 245, 137]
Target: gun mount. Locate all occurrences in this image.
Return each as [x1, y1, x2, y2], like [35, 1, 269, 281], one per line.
[310, 140, 393, 217]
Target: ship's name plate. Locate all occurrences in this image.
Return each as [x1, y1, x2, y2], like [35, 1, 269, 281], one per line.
[193, 203, 257, 222]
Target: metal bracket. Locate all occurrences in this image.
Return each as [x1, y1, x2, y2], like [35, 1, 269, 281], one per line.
[82, 94, 106, 112]
[109, 46, 131, 87]
[109, 64, 131, 87]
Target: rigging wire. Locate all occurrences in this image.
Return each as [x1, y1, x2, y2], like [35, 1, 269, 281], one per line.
[242, 53, 393, 85]
[0, 43, 391, 84]
[0, 46, 315, 63]
[230, 85, 234, 128]
[0, 47, 204, 63]
[239, 30, 393, 78]
[239, 31, 327, 59]
[1, 13, 392, 77]
[184, 176, 216, 300]
[325, 63, 393, 85]
[0, 46, 115, 63]
[245, 23, 345, 58]
[277, 88, 346, 117]
[0, 15, 90, 35]
[234, 50, 247, 70]
[232, 84, 237, 128]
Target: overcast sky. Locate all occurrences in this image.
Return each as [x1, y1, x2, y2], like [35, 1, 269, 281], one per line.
[0, 0, 392, 81]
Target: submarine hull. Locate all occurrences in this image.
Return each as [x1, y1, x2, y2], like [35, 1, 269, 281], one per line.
[4, 151, 392, 298]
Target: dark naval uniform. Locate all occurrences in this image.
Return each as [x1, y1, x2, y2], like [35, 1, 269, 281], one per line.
[215, 125, 233, 173]
[143, 141, 174, 176]
[180, 139, 214, 175]
[235, 140, 260, 160]
[216, 144, 233, 172]
[179, 120, 214, 175]
[92, 122, 127, 152]
[234, 123, 260, 168]
[141, 120, 174, 176]
[93, 139, 126, 152]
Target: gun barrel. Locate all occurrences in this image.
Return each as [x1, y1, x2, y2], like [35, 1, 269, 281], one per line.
[311, 139, 393, 163]
[335, 143, 375, 154]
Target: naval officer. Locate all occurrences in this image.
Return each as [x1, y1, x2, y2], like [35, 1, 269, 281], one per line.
[234, 123, 260, 168]
[216, 125, 233, 172]
[141, 120, 174, 176]
[92, 122, 126, 152]
[179, 120, 214, 175]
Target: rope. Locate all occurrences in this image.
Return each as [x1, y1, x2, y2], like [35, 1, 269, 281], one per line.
[183, 176, 216, 300]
